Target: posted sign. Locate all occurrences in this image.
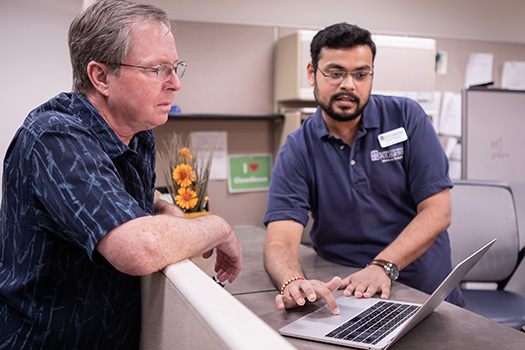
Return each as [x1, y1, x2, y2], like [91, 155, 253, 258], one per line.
[228, 154, 272, 192]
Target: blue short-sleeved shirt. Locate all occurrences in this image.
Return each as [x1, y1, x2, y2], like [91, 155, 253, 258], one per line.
[265, 95, 463, 306]
[0, 92, 156, 349]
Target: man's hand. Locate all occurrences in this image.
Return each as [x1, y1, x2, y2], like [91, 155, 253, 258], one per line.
[154, 193, 185, 217]
[276, 276, 342, 315]
[208, 230, 243, 283]
[340, 265, 392, 299]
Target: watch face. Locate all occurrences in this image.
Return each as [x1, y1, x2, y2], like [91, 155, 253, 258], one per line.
[386, 262, 399, 281]
[370, 259, 399, 281]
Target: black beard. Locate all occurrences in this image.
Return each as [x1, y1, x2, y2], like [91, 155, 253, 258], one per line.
[314, 89, 366, 122]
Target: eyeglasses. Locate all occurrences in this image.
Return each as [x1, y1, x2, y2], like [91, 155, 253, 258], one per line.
[317, 67, 373, 84]
[109, 61, 187, 82]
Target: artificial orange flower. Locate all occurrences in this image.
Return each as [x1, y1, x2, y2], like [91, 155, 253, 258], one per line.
[179, 147, 193, 162]
[175, 187, 198, 210]
[172, 164, 195, 188]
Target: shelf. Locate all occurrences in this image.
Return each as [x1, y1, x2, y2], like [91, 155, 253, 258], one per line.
[168, 113, 284, 121]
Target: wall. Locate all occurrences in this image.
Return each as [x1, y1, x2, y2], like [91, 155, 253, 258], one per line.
[150, 0, 525, 45]
[434, 38, 525, 92]
[159, 21, 525, 227]
[154, 116, 281, 227]
[170, 21, 275, 114]
[0, 1, 74, 178]
[2, 1, 525, 228]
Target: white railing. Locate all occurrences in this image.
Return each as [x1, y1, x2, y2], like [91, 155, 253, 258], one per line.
[141, 259, 296, 350]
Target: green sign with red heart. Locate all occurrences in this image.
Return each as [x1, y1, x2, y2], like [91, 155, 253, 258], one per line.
[228, 154, 272, 192]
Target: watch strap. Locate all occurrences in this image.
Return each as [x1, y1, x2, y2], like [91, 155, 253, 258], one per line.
[368, 259, 398, 284]
[369, 259, 389, 268]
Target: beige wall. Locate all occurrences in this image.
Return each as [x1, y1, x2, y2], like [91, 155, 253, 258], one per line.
[170, 21, 525, 115]
[154, 116, 281, 227]
[434, 38, 525, 92]
[1, 3, 525, 227]
[171, 21, 276, 115]
[158, 20, 525, 226]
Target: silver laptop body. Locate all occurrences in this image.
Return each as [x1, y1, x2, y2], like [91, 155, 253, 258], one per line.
[279, 239, 496, 349]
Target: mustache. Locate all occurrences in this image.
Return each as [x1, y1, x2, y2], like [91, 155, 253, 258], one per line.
[330, 92, 360, 104]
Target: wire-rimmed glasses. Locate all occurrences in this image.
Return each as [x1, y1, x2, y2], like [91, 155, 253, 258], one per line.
[109, 61, 187, 82]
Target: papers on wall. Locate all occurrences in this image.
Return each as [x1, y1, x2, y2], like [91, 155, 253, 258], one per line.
[189, 131, 228, 180]
[501, 61, 525, 90]
[439, 92, 462, 137]
[417, 91, 442, 132]
[464, 53, 493, 87]
[444, 136, 458, 158]
[447, 139, 462, 180]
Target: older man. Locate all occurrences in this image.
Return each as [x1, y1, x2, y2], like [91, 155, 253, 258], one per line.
[0, 1, 242, 348]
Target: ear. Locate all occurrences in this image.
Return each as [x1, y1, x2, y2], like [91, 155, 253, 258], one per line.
[86, 61, 110, 96]
[307, 62, 316, 87]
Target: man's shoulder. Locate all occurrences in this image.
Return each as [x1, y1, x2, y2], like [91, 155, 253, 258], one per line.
[25, 93, 87, 133]
[369, 94, 422, 110]
[281, 116, 320, 156]
[367, 94, 428, 127]
[288, 110, 324, 140]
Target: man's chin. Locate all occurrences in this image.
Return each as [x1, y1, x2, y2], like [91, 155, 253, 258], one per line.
[149, 113, 170, 129]
[325, 109, 360, 122]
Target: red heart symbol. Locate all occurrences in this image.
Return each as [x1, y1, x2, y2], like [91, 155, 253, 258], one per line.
[249, 163, 259, 172]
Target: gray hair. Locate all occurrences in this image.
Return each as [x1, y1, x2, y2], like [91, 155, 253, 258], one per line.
[68, 0, 172, 94]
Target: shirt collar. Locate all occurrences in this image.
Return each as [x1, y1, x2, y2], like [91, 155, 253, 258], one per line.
[72, 93, 155, 159]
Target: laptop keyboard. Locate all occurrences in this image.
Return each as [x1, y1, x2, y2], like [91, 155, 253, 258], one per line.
[325, 301, 419, 345]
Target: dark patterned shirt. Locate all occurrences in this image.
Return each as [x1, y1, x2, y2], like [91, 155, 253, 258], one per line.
[0, 92, 156, 349]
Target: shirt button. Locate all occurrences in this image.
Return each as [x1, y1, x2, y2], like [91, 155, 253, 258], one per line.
[350, 160, 356, 165]
[340, 145, 345, 150]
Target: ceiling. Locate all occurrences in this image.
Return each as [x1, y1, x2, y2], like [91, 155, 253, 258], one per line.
[26, 0, 525, 45]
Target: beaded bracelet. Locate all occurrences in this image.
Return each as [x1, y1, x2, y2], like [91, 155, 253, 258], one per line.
[280, 277, 305, 294]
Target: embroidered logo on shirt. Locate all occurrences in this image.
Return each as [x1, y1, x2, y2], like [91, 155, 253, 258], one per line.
[370, 147, 404, 163]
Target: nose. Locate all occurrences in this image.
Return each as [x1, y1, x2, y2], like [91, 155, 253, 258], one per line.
[339, 74, 356, 90]
[166, 70, 182, 91]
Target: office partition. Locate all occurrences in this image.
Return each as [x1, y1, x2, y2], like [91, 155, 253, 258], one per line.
[462, 87, 525, 248]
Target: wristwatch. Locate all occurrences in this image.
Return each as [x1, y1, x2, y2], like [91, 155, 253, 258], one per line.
[369, 259, 399, 283]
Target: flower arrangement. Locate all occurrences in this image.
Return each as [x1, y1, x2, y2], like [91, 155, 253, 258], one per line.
[158, 133, 213, 213]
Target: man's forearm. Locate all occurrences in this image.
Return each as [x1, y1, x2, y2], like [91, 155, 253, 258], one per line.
[374, 191, 451, 270]
[264, 242, 305, 288]
[96, 214, 238, 276]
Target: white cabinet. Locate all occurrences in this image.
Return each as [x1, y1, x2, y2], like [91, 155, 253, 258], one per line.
[275, 31, 317, 102]
[275, 30, 436, 103]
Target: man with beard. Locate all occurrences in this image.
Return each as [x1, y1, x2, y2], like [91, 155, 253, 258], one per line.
[263, 23, 463, 315]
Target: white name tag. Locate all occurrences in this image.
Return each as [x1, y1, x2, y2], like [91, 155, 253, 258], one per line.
[377, 127, 408, 148]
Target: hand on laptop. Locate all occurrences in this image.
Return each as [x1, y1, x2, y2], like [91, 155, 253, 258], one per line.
[339, 265, 392, 299]
[276, 276, 342, 315]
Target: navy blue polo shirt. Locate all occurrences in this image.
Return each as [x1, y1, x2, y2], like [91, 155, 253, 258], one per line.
[0, 92, 155, 349]
[265, 95, 463, 305]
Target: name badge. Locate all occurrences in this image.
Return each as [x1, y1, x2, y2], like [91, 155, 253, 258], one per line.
[377, 127, 408, 148]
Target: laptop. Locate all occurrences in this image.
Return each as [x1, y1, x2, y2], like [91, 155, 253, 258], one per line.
[279, 239, 496, 349]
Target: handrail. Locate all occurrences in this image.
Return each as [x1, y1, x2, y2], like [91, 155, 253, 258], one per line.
[162, 259, 297, 350]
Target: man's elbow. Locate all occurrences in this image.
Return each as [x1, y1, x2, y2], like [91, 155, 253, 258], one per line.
[122, 254, 162, 276]
[96, 230, 165, 277]
[102, 248, 162, 277]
